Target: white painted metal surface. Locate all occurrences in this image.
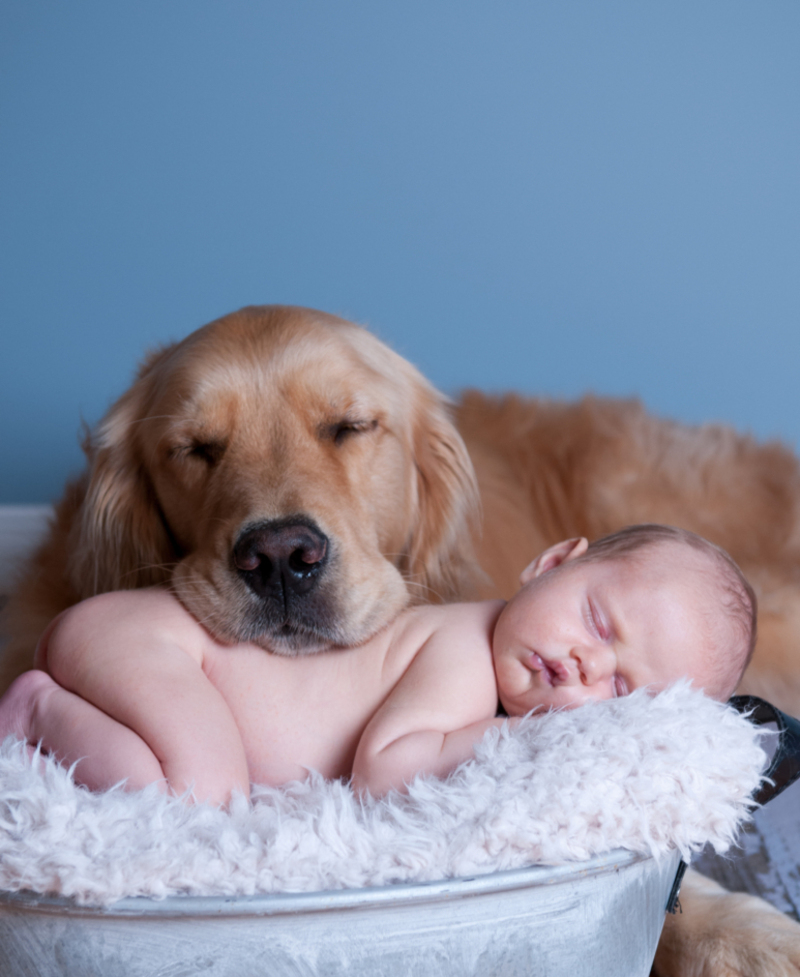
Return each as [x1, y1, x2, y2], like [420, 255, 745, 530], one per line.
[0, 850, 680, 977]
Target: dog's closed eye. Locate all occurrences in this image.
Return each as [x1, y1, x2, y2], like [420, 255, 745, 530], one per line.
[170, 440, 227, 467]
[324, 418, 379, 446]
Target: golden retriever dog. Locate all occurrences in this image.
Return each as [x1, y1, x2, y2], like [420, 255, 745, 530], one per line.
[1, 306, 480, 676]
[3, 304, 800, 977]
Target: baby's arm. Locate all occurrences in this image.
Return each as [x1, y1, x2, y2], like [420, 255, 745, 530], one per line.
[39, 588, 250, 805]
[351, 601, 506, 797]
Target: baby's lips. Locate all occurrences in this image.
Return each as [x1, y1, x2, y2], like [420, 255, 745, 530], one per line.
[528, 652, 553, 686]
[529, 652, 571, 686]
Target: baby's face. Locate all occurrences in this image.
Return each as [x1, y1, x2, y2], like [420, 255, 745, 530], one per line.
[492, 544, 719, 715]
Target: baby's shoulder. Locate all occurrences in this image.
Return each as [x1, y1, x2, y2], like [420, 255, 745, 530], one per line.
[425, 599, 506, 635]
[389, 600, 504, 663]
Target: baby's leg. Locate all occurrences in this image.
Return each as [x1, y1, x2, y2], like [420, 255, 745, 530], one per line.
[0, 670, 167, 793]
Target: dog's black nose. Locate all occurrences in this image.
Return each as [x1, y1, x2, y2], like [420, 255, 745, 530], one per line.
[233, 520, 329, 600]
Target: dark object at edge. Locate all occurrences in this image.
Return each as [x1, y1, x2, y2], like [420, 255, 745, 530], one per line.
[666, 694, 800, 914]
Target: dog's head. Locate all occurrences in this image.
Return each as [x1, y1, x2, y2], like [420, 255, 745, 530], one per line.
[66, 306, 479, 653]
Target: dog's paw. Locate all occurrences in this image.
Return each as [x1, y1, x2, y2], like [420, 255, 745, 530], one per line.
[654, 870, 800, 977]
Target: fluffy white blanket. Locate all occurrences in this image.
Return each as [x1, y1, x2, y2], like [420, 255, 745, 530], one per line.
[0, 683, 766, 907]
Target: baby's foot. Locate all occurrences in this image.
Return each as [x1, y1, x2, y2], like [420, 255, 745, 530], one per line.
[0, 669, 58, 753]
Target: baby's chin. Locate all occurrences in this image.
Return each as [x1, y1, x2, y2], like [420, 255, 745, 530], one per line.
[498, 692, 550, 717]
[500, 689, 602, 714]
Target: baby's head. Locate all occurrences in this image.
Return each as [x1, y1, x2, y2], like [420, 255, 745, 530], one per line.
[492, 524, 756, 716]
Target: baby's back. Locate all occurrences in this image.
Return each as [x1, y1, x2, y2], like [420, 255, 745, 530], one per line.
[199, 603, 462, 785]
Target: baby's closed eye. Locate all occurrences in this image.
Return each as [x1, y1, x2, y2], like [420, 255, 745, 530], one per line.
[585, 597, 611, 641]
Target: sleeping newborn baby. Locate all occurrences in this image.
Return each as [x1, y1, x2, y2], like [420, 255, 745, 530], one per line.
[0, 524, 756, 804]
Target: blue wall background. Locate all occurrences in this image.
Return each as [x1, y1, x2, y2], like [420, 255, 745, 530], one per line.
[2, 1, 799, 503]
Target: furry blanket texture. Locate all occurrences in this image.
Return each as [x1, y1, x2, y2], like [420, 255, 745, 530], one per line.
[0, 682, 766, 907]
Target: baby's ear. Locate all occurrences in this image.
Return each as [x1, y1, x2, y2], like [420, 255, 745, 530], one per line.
[519, 537, 589, 585]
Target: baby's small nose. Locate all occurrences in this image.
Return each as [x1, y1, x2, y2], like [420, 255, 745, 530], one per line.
[572, 647, 615, 684]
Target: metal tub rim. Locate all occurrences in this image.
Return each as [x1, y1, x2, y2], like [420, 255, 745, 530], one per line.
[0, 847, 663, 919]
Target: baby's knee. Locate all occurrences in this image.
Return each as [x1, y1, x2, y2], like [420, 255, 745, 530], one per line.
[0, 670, 57, 742]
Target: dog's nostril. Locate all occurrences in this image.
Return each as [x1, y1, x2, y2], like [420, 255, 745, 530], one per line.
[289, 546, 321, 573]
[296, 530, 326, 566]
[234, 550, 263, 573]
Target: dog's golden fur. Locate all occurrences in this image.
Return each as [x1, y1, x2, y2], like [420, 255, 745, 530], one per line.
[3, 304, 800, 976]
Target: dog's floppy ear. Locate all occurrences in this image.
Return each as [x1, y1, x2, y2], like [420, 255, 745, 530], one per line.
[66, 347, 179, 597]
[406, 386, 481, 603]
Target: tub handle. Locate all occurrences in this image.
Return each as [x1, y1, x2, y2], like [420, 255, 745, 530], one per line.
[666, 695, 800, 914]
[728, 694, 800, 806]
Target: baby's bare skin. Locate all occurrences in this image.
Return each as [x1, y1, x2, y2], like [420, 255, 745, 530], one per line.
[25, 587, 503, 804]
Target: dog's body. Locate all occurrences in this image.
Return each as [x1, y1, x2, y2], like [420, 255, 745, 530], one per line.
[3, 305, 800, 975]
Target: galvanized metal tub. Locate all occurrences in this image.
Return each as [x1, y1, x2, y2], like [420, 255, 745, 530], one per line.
[0, 848, 680, 977]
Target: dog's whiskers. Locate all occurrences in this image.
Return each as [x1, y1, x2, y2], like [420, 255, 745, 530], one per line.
[123, 562, 178, 580]
[403, 579, 448, 604]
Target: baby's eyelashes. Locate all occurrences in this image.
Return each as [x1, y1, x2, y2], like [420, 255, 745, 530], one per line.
[585, 597, 610, 641]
